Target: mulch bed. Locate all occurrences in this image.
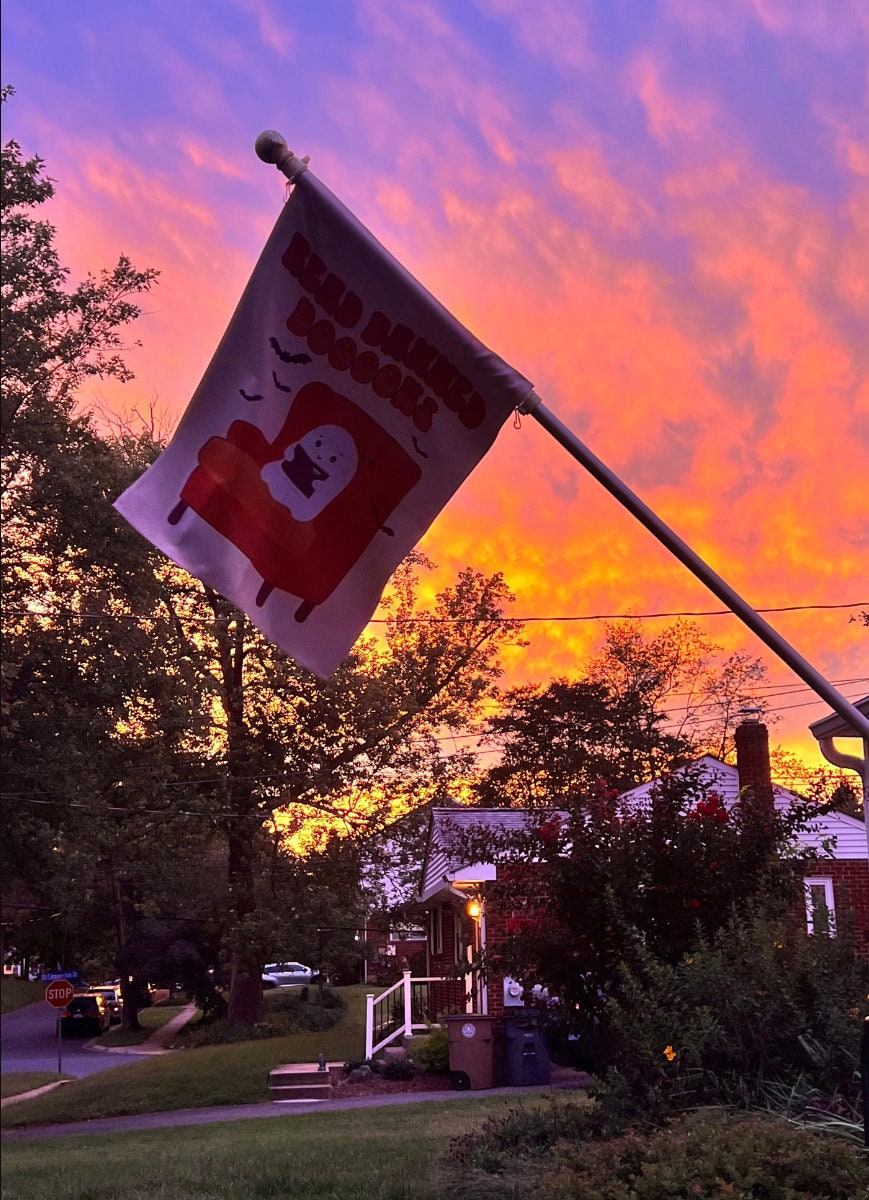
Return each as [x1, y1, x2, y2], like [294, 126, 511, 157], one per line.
[329, 1067, 453, 1099]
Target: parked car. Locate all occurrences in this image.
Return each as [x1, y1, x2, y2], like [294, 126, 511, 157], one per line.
[261, 961, 318, 988]
[91, 984, 122, 1023]
[59, 993, 110, 1037]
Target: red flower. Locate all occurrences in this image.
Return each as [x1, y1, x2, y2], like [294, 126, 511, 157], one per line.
[539, 816, 562, 845]
[688, 793, 729, 824]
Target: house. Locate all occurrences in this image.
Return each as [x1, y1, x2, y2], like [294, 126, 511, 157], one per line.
[363, 710, 868, 1056]
[417, 713, 868, 1005]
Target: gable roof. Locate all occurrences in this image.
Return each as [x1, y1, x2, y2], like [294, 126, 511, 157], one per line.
[415, 762, 866, 902]
[620, 756, 866, 861]
[417, 807, 544, 904]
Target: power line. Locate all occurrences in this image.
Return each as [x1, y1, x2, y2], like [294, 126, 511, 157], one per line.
[3, 601, 866, 626]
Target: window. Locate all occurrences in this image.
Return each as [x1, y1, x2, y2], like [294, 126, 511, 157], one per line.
[804, 877, 836, 936]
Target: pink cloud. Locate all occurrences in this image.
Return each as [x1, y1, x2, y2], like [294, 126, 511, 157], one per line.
[228, 0, 296, 57]
[475, 0, 595, 71]
[627, 51, 717, 143]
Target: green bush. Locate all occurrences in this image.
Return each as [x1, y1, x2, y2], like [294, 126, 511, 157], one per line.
[606, 904, 869, 1111]
[538, 1110, 868, 1200]
[411, 1024, 451, 1075]
[379, 1057, 417, 1080]
[449, 1096, 597, 1175]
[181, 986, 345, 1046]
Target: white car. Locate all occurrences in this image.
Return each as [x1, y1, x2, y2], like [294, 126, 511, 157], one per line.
[261, 961, 317, 988]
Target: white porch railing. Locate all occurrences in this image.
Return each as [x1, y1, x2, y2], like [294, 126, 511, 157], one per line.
[364, 970, 481, 1060]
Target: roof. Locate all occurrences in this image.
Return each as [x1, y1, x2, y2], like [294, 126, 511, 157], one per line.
[416, 807, 552, 904]
[615, 757, 866, 861]
[809, 694, 869, 741]
[415, 764, 867, 900]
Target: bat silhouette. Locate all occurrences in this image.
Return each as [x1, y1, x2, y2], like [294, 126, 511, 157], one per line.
[269, 337, 312, 365]
[272, 371, 293, 394]
[411, 436, 429, 459]
[240, 389, 263, 403]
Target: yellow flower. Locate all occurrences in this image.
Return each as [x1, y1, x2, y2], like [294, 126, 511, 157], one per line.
[663, 1045, 677, 1062]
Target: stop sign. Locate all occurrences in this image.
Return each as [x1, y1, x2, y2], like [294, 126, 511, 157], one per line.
[45, 979, 75, 1008]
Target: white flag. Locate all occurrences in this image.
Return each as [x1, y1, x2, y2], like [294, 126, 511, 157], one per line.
[115, 171, 533, 677]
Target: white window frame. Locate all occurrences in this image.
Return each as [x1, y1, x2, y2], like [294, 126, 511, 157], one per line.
[804, 877, 836, 936]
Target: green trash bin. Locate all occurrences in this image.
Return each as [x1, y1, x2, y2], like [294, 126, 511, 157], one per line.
[443, 1014, 504, 1090]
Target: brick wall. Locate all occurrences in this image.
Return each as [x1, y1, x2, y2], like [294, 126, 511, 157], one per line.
[483, 863, 554, 1016]
[804, 858, 869, 952]
[735, 719, 776, 814]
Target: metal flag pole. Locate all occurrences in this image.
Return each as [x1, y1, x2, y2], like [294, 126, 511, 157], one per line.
[253, 130, 868, 740]
[519, 392, 869, 739]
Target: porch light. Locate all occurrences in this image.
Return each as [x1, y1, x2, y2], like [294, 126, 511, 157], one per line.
[466, 899, 482, 920]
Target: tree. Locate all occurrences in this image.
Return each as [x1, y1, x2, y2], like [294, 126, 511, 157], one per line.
[0, 95, 526, 1029]
[476, 678, 690, 805]
[475, 620, 769, 807]
[0, 87, 195, 1024]
[140, 555, 524, 1026]
[586, 619, 769, 760]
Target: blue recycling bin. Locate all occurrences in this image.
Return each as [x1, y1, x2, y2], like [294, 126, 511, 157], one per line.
[503, 1009, 550, 1086]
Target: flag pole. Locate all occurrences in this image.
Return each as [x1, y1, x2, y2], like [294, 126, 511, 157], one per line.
[252, 131, 866, 738]
[519, 392, 869, 739]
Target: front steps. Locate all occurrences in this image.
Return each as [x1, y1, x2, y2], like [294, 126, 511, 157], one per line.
[269, 1063, 333, 1102]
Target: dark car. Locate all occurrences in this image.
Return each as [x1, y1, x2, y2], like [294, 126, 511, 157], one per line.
[59, 993, 110, 1037]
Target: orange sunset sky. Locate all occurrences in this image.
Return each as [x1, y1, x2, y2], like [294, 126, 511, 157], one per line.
[2, 0, 867, 768]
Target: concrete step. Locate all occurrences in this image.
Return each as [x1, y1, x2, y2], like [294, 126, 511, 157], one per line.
[268, 1062, 333, 1103]
[269, 1082, 332, 1101]
[269, 1067, 330, 1087]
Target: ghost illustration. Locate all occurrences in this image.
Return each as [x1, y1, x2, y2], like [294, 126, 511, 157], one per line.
[260, 424, 358, 521]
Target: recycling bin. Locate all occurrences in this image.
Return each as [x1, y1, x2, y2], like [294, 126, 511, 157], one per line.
[443, 1014, 505, 1090]
[503, 1009, 550, 1086]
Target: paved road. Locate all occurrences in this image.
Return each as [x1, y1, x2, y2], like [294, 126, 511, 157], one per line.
[1, 1002, 152, 1078]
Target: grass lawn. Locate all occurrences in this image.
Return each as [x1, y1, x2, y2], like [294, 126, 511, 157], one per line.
[1, 985, 371, 1130]
[0, 978, 46, 1014]
[97, 1003, 196, 1048]
[1, 1073, 73, 1101]
[0, 1094, 530, 1200]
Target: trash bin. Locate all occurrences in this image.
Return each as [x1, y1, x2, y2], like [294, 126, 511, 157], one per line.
[443, 1014, 504, 1090]
[503, 1009, 550, 1086]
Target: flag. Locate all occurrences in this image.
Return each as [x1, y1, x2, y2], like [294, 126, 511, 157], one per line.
[115, 170, 533, 677]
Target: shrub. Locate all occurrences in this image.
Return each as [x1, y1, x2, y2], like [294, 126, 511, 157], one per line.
[606, 904, 869, 1111]
[180, 986, 345, 1046]
[539, 1110, 868, 1200]
[379, 1057, 417, 1080]
[411, 1024, 451, 1075]
[449, 1096, 597, 1175]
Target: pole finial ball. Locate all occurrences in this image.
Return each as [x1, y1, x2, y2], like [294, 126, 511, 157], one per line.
[255, 130, 289, 164]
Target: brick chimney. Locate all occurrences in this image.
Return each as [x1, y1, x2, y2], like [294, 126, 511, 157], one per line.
[734, 708, 776, 817]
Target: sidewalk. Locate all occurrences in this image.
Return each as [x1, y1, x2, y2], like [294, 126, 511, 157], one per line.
[95, 1002, 199, 1057]
[2, 1079, 590, 1142]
